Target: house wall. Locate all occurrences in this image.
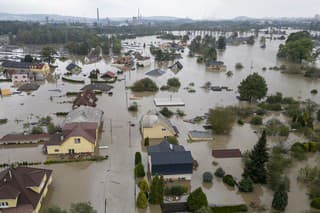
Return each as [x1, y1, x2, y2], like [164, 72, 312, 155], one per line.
[30, 63, 50, 73]
[12, 73, 30, 85]
[34, 175, 52, 213]
[46, 136, 95, 154]
[0, 198, 18, 209]
[142, 124, 175, 140]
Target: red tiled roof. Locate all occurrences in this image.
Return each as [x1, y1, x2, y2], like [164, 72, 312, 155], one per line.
[212, 149, 242, 158]
[101, 71, 115, 78]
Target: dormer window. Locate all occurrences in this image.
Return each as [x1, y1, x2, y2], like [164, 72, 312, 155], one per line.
[74, 138, 81, 144]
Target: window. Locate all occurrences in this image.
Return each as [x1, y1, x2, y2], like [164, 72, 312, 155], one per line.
[74, 138, 81, 144]
[14, 76, 18, 79]
[54, 149, 59, 152]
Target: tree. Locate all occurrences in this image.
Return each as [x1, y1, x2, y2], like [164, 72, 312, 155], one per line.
[40, 46, 56, 64]
[187, 187, 208, 212]
[217, 36, 226, 50]
[23, 55, 34, 63]
[135, 163, 145, 178]
[31, 126, 43, 134]
[167, 77, 181, 88]
[277, 31, 314, 63]
[272, 181, 288, 211]
[42, 206, 67, 213]
[239, 177, 254, 192]
[238, 73, 268, 102]
[247, 36, 255, 45]
[195, 206, 212, 213]
[135, 152, 142, 165]
[144, 137, 150, 146]
[131, 78, 158, 92]
[149, 175, 164, 204]
[243, 130, 269, 184]
[136, 191, 148, 209]
[202, 172, 213, 183]
[208, 107, 235, 134]
[138, 179, 149, 192]
[70, 202, 97, 213]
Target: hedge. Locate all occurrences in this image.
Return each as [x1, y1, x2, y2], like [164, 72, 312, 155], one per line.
[62, 77, 85, 84]
[44, 155, 108, 164]
[0, 79, 12, 82]
[55, 112, 68, 116]
[223, 175, 236, 187]
[66, 91, 102, 96]
[311, 198, 320, 209]
[211, 204, 248, 212]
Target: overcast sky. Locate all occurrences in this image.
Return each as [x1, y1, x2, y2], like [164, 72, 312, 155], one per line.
[0, 0, 319, 19]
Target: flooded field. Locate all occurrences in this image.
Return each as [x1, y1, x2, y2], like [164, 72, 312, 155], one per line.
[0, 32, 320, 212]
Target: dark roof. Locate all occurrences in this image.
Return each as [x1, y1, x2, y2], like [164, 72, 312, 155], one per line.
[0, 133, 50, 143]
[148, 140, 185, 154]
[73, 89, 97, 109]
[160, 202, 189, 213]
[212, 149, 242, 158]
[46, 122, 97, 146]
[17, 83, 40, 92]
[205, 60, 224, 66]
[66, 63, 81, 72]
[151, 151, 193, 166]
[101, 71, 116, 79]
[145, 69, 166, 77]
[0, 166, 52, 210]
[81, 84, 113, 92]
[2, 61, 31, 69]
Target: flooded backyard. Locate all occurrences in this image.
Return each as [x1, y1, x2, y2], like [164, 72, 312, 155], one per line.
[0, 32, 320, 212]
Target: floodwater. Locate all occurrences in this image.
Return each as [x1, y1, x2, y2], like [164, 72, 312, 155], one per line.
[0, 31, 319, 212]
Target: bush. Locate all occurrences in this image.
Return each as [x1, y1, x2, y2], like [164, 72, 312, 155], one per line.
[311, 198, 320, 209]
[202, 172, 213, 183]
[138, 179, 149, 192]
[144, 137, 149, 146]
[291, 142, 307, 160]
[160, 107, 174, 118]
[266, 92, 283, 104]
[279, 125, 290, 137]
[255, 108, 266, 116]
[167, 136, 178, 145]
[238, 177, 253, 192]
[210, 204, 248, 212]
[135, 163, 145, 178]
[258, 103, 282, 111]
[235, 62, 244, 69]
[167, 77, 181, 88]
[31, 126, 43, 134]
[237, 119, 244, 125]
[195, 206, 212, 213]
[128, 103, 138, 112]
[0, 118, 8, 125]
[215, 167, 225, 178]
[176, 109, 186, 117]
[131, 78, 158, 92]
[135, 152, 142, 165]
[187, 187, 208, 212]
[311, 89, 318, 94]
[223, 175, 235, 187]
[61, 77, 85, 84]
[137, 191, 148, 209]
[250, 116, 263, 125]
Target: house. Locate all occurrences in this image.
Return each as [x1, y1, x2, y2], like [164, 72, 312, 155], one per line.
[0, 88, 11, 96]
[0, 166, 52, 213]
[29, 63, 50, 73]
[45, 122, 99, 155]
[101, 71, 116, 79]
[168, 61, 183, 73]
[66, 63, 82, 73]
[145, 69, 166, 77]
[147, 140, 193, 181]
[11, 70, 32, 86]
[205, 61, 226, 71]
[17, 83, 40, 92]
[72, 89, 97, 109]
[188, 130, 213, 141]
[0, 133, 50, 145]
[141, 111, 178, 142]
[63, 106, 103, 127]
[81, 84, 113, 93]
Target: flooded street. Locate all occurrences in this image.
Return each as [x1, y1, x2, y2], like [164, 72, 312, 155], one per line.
[0, 33, 320, 212]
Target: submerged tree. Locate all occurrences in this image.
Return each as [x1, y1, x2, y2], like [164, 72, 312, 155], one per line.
[187, 187, 208, 212]
[238, 73, 268, 102]
[272, 181, 288, 211]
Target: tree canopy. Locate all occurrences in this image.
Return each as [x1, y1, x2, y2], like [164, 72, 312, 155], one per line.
[277, 31, 314, 63]
[187, 187, 208, 212]
[238, 73, 268, 102]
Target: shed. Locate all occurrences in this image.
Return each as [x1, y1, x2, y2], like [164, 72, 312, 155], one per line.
[212, 149, 242, 158]
[0, 88, 11, 96]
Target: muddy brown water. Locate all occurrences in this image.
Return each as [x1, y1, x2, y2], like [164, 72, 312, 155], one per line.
[0, 32, 320, 212]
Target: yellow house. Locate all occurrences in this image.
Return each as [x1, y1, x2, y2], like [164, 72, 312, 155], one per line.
[45, 122, 98, 155]
[0, 88, 11, 96]
[141, 111, 178, 141]
[29, 63, 50, 74]
[0, 166, 52, 213]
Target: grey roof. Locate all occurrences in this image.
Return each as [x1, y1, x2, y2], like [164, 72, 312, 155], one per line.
[81, 84, 113, 92]
[145, 69, 166, 77]
[148, 140, 185, 154]
[2, 61, 31, 69]
[151, 151, 193, 165]
[63, 106, 103, 126]
[17, 83, 40, 91]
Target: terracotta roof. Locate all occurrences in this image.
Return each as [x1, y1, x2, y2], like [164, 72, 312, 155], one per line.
[0, 133, 50, 143]
[0, 166, 52, 211]
[212, 149, 242, 158]
[72, 90, 97, 109]
[46, 122, 97, 146]
[101, 71, 115, 78]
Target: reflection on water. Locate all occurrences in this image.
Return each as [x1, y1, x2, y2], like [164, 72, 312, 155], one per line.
[0, 32, 318, 212]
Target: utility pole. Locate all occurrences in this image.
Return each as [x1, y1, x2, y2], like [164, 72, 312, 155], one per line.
[110, 119, 113, 144]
